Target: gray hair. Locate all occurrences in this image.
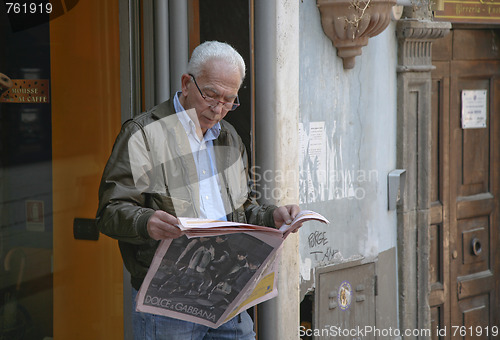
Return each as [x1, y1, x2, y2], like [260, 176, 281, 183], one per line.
[187, 41, 246, 86]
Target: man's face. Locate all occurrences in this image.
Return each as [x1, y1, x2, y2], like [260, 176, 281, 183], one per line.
[180, 59, 241, 135]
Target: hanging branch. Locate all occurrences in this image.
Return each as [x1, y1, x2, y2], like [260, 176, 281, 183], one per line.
[343, 0, 372, 40]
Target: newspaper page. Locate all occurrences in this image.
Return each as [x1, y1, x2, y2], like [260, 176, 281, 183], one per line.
[136, 210, 329, 328]
[136, 231, 284, 328]
[177, 210, 329, 238]
[223, 244, 282, 321]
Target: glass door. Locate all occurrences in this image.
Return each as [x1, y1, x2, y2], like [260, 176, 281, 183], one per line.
[1, 4, 53, 339]
[1, 1, 124, 339]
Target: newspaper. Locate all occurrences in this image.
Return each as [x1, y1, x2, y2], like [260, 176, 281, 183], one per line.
[135, 210, 329, 328]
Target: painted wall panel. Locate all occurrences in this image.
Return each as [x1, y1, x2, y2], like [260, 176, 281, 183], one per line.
[298, 0, 398, 293]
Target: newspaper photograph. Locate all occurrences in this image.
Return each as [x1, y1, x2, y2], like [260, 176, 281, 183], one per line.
[136, 231, 283, 328]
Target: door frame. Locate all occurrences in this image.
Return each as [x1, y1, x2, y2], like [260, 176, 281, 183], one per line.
[395, 18, 451, 334]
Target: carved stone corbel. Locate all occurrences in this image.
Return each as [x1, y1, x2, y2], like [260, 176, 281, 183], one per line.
[317, 0, 397, 69]
[397, 19, 451, 72]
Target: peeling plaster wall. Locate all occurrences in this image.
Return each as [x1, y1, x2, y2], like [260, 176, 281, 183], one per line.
[298, 0, 398, 297]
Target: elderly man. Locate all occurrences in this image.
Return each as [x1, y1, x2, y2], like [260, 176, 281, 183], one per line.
[97, 41, 299, 339]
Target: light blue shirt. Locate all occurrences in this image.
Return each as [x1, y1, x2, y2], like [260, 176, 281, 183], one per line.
[173, 92, 227, 221]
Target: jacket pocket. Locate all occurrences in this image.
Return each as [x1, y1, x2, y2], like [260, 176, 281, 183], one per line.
[154, 194, 193, 217]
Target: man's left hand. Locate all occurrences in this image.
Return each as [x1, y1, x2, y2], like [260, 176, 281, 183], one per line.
[273, 204, 301, 229]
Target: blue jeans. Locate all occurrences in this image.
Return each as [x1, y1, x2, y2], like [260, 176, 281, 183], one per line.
[131, 289, 256, 340]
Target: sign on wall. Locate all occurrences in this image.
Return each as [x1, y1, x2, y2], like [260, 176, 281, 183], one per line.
[0, 77, 50, 103]
[461, 90, 487, 129]
[434, 0, 500, 23]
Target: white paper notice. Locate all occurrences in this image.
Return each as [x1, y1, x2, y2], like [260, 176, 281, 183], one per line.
[308, 122, 327, 183]
[462, 90, 487, 129]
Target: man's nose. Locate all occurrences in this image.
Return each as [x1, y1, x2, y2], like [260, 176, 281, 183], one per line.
[210, 102, 224, 114]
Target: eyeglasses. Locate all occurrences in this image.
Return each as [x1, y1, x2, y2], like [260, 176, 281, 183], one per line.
[189, 74, 240, 111]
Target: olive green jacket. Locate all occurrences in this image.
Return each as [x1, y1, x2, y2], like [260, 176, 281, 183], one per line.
[96, 99, 276, 290]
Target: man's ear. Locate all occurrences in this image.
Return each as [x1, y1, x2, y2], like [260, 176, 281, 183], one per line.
[180, 74, 192, 96]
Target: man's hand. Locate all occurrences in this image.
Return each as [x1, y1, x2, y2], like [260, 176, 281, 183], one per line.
[273, 204, 301, 229]
[147, 210, 184, 240]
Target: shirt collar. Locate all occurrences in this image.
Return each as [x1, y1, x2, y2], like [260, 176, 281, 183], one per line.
[174, 91, 221, 141]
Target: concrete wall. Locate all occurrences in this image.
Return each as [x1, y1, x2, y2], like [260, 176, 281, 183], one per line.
[298, 0, 398, 297]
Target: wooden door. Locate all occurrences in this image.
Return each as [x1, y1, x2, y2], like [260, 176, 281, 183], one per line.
[431, 29, 500, 339]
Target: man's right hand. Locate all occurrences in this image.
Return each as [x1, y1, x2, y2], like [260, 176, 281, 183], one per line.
[147, 210, 183, 240]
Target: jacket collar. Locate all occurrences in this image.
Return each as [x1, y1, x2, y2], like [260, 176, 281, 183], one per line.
[151, 99, 176, 120]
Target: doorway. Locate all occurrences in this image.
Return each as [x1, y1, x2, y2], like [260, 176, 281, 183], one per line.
[190, 0, 254, 160]
[431, 28, 500, 338]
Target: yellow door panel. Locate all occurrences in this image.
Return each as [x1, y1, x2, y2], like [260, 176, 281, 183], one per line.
[50, 0, 123, 338]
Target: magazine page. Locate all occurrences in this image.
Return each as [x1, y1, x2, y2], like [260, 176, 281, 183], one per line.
[136, 231, 283, 328]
